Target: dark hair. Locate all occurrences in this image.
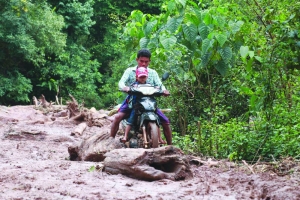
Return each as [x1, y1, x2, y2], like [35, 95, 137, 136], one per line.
[137, 49, 151, 59]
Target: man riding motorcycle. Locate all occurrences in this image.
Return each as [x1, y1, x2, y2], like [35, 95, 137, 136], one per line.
[121, 66, 166, 145]
[110, 49, 172, 145]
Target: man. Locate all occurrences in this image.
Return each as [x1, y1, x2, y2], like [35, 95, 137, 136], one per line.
[110, 49, 172, 145]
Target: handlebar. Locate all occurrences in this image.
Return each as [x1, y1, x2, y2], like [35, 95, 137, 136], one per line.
[121, 84, 167, 97]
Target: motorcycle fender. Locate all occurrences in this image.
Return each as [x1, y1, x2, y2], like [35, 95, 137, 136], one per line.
[139, 97, 157, 111]
[140, 112, 159, 127]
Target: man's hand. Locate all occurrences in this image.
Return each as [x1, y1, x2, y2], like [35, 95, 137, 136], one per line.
[122, 86, 130, 92]
[163, 90, 170, 96]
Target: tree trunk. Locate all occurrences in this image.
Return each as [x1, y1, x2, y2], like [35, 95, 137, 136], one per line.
[104, 146, 192, 181]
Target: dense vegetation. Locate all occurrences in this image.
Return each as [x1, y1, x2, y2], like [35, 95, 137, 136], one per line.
[1, 0, 299, 161]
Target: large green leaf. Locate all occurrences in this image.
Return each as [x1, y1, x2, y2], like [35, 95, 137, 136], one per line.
[219, 46, 232, 63]
[202, 38, 214, 55]
[215, 59, 228, 76]
[139, 37, 149, 48]
[129, 26, 138, 37]
[143, 20, 157, 37]
[167, 1, 177, 12]
[213, 15, 225, 28]
[182, 23, 198, 42]
[229, 20, 244, 34]
[175, 0, 187, 7]
[192, 7, 202, 22]
[201, 52, 212, 67]
[147, 37, 159, 49]
[240, 46, 249, 58]
[184, 12, 200, 26]
[215, 33, 227, 47]
[166, 16, 183, 33]
[130, 10, 143, 22]
[159, 35, 177, 49]
[202, 12, 213, 24]
[198, 23, 209, 40]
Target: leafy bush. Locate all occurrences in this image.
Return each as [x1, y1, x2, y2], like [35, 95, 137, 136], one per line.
[0, 72, 32, 104]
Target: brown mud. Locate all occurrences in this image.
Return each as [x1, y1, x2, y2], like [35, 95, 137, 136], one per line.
[0, 105, 299, 200]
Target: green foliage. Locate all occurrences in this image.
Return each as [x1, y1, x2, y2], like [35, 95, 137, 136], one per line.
[0, 72, 32, 104]
[81, 0, 164, 107]
[172, 131, 196, 154]
[0, 0, 66, 103]
[118, 0, 300, 161]
[1, 0, 299, 161]
[121, 0, 246, 133]
[42, 43, 102, 107]
[57, 0, 95, 36]
[0, 0, 105, 108]
[0, 0, 66, 66]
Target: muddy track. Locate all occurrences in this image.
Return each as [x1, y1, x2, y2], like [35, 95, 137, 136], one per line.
[0, 106, 299, 200]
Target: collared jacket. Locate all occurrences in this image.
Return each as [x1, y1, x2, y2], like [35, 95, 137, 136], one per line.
[118, 66, 166, 91]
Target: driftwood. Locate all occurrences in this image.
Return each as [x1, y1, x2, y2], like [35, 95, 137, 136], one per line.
[65, 94, 108, 127]
[40, 94, 52, 108]
[33, 96, 39, 107]
[33, 95, 68, 114]
[68, 131, 123, 162]
[104, 146, 193, 181]
[67, 94, 82, 119]
[32, 94, 109, 127]
[84, 110, 108, 127]
[242, 160, 256, 174]
[190, 157, 219, 167]
[71, 122, 87, 136]
[32, 95, 52, 108]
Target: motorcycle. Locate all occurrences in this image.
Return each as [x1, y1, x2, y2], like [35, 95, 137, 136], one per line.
[121, 73, 170, 149]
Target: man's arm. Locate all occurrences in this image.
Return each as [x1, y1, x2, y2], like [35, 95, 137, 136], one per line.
[118, 68, 132, 90]
[152, 70, 167, 91]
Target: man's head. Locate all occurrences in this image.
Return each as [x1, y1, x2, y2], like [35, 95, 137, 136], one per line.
[136, 67, 148, 84]
[136, 49, 151, 67]
[137, 49, 151, 59]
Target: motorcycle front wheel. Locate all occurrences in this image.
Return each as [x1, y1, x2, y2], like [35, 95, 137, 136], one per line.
[147, 122, 159, 148]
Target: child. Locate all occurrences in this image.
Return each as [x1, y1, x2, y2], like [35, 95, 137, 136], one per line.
[121, 67, 166, 144]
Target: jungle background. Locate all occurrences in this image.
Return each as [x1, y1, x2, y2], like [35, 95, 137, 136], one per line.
[1, 0, 299, 162]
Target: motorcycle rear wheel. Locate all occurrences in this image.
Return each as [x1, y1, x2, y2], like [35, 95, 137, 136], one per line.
[147, 122, 159, 148]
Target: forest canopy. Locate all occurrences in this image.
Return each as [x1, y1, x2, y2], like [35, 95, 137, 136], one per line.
[0, 0, 299, 161]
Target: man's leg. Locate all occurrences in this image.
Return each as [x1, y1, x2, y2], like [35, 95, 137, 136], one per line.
[161, 123, 172, 145]
[110, 96, 131, 138]
[156, 109, 172, 145]
[122, 124, 131, 142]
[121, 110, 135, 142]
[110, 112, 127, 138]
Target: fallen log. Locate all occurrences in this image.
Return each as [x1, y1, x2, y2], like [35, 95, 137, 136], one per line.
[103, 146, 193, 181]
[71, 122, 87, 136]
[68, 131, 123, 162]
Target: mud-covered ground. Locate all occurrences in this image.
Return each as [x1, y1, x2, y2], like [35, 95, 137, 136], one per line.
[0, 105, 299, 200]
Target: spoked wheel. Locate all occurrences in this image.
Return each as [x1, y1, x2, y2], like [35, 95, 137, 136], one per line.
[147, 122, 159, 148]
